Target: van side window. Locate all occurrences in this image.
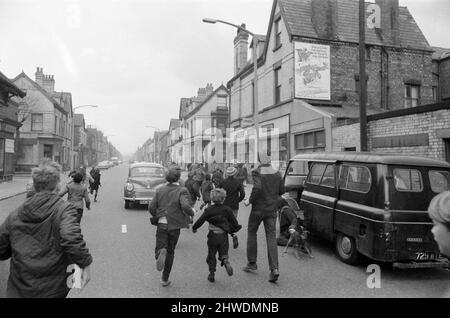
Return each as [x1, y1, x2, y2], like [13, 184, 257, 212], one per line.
[308, 163, 327, 185]
[287, 160, 308, 176]
[429, 170, 450, 193]
[320, 164, 335, 188]
[393, 169, 423, 192]
[338, 165, 371, 193]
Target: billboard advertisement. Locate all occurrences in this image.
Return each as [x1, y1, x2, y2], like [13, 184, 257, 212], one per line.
[294, 42, 331, 100]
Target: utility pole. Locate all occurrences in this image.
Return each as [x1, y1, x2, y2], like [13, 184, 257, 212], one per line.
[359, 0, 368, 152]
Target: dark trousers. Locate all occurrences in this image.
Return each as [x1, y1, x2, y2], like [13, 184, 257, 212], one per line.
[76, 208, 83, 223]
[206, 231, 229, 273]
[155, 224, 181, 281]
[247, 211, 279, 271]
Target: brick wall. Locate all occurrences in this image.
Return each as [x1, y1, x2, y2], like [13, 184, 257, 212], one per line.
[329, 43, 434, 111]
[439, 58, 450, 100]
[332, 105, 450, 162]
[332, 122, 360, 152]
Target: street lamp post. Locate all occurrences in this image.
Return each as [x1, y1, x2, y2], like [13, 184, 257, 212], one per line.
[202, 18, 260, 164]
[72, 105, 98, 170]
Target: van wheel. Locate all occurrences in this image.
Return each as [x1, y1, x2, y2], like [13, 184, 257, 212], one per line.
[335, 233, 360, 265]
[124, 201, 130, 209]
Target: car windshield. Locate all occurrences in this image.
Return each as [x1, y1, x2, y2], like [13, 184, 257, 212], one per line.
[130, 166, 165, 177]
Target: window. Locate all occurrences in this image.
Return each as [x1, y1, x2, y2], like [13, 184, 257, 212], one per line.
[432, 86, 438, 101]
[274, 67, 281, 104]
[251, 81, 255, 115]
[308, 163, 327, 185]
[130, 166, 165, 178]
[217, 97, 227, 108]
[274, 17, 281, 49]
[31, 114, 43, 131]
[404, 84, 420, 108]
[295, 130, 326, 153]
[393, 168, 423, 192]
[429, 170, 450, 193]
[54, 116, 57, 133]
[287, 160, 309, 176]
[339, 165, 372, 193]
[320, 165, 336, 188]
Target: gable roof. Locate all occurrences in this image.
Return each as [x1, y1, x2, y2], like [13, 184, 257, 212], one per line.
[52, 92, 73, 114]
[169, 118, 181, 130]
[278, 0, 431, 50]
[0, 71, 26, 98]
[183, 84, 229, 121]
[11, 72, 67, 114]
[228, 0, 432, 87]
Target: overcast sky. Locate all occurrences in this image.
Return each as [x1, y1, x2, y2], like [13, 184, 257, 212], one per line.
[1, 0, 449, 156]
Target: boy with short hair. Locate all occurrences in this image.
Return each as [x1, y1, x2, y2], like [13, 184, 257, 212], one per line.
[192, 188, 241, 282]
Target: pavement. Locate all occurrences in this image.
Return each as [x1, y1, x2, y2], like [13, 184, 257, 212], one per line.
[0, 172, 72, 202]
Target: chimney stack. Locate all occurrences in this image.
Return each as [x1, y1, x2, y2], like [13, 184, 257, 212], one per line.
[35, 67, 55, 93]
[375, 0, 400, 45]
[233, 24, 249, 75]
[311, 0, 338, 40]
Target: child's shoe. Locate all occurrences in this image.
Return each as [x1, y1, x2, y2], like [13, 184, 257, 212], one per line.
[208, 272, 215, 282]
[222, 259, 233, 276]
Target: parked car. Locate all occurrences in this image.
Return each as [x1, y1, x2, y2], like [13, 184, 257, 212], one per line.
[283, 152, 450, 269]
[97, 161, 111, 170]
[123, 162, 166, 209]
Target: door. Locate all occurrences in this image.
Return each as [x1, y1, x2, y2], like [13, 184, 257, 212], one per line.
[301, 162, 338, 241]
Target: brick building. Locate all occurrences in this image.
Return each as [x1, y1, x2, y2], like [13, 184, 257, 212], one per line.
[432, 47, 450, 102]
[332, 101, 450, 163]
[12, 68, 70, 171]
[227, 0, 436, 163]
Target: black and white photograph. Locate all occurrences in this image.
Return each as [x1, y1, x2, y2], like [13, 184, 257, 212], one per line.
[1, 0, 450, 302]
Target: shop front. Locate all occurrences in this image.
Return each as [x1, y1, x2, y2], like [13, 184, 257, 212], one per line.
[0, 120, 20, 181]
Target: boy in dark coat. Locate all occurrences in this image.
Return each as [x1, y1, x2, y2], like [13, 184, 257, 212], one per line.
[200, 174, 214, 210]
[192, 188, 241, 283]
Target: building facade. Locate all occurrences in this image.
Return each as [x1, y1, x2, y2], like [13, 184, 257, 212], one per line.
[12, 68, 70, 171]
[179, 83, 229, 169]
[0, 71, 26, 180]
[228, 0, 435, 164]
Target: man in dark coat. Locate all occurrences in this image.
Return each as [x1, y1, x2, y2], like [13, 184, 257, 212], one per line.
[149, 166, 196, 286]
[219, 166, 245, 218]
[0, 160, 93, 298]
[243, 150, 285, 283]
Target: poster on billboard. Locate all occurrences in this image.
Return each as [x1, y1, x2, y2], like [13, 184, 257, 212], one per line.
[294, 42, 331, 100]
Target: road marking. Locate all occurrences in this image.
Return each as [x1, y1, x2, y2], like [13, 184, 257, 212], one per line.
[121, 224, 127, 233]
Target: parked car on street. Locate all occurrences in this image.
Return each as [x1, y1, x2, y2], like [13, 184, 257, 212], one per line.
[123, 162, 166, 209]
[283, 152, 450, 269]
[97, 161, 111, 170]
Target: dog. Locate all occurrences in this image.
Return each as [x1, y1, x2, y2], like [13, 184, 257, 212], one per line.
[284, 225, 313, 259]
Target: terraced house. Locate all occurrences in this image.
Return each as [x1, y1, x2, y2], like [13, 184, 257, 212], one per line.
[12, 67, 71, 171]
[227, 0, 439, 163]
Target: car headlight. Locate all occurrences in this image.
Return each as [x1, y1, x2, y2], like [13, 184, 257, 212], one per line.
[126, 183, 134, 191]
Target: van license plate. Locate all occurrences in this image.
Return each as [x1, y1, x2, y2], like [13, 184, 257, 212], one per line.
[140, 200, 149, 205]
[415, 252, 436, 261]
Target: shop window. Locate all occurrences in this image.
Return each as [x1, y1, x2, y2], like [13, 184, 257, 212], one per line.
[295, 130, 325, 153]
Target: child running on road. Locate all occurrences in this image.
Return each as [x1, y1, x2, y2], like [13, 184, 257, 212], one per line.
[192, 188, 241, 283]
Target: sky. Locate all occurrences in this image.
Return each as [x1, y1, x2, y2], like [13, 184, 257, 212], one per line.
[0, 0, 449, 156]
